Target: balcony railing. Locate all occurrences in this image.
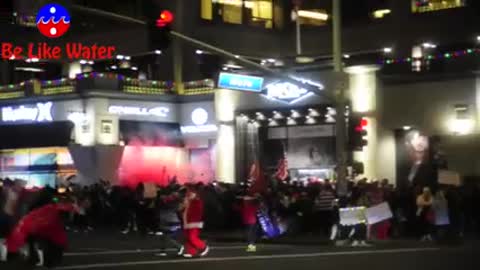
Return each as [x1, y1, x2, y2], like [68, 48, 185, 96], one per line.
[0, 74, 215, 101]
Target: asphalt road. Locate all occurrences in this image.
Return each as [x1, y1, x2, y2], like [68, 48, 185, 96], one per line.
[3, 233, 480, 270]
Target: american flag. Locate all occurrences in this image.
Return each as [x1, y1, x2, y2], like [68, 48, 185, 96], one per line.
[274, 153, 288, 181]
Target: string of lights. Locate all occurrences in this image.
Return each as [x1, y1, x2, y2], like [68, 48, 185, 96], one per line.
[379, 48, 479, 65]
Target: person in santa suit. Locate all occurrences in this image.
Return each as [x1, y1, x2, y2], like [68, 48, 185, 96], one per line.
[181, 185, 209, 258]
[4, 199, 79, 268]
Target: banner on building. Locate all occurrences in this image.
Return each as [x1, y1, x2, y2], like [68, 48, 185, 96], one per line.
[366, 202, 393, 225]
[339, 207, 366, 226]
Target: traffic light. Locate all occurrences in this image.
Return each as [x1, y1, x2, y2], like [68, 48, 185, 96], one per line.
[148, 10, 174, 51]
[348, 115, 368, 151]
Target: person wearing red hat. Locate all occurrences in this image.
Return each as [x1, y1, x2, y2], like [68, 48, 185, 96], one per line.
[182, 187, 208, 258]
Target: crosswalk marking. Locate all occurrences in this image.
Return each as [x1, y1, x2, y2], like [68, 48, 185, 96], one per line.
[58, 247, 439, 270]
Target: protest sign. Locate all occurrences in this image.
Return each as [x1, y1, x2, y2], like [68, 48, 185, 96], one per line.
[433, 201, 450, 226]
[366, 202, 393, 225]
[438, 170, 461, 186]
[339, 207, 366, 226]
[143, 183, 158, 199]
[257, 210, 281, 238]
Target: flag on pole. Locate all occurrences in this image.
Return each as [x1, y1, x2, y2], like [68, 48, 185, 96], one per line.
[248, 160, 266, 195]
[274, 153, 288, 181]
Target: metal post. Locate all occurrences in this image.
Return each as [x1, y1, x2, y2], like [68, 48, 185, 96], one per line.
[173, 0, 184, 94]
[332, 0, 348, 196]
[295, 6, 302, 55]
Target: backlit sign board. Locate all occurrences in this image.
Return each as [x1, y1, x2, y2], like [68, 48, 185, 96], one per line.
[218, 72, 264, 92]
[108, 105, 170, 118]
[265, 82, 313, 104]
[1, 102, 53, 122]
[181, 107, 217, 134]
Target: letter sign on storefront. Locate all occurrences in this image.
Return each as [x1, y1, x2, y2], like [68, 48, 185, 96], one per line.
[1, 102, 53, 122]
[108, 105, 170, 117]
[265, 82, 313, 104]
[181, 107, 217, 134]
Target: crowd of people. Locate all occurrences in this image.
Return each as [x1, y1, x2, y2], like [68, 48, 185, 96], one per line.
[1, 176, 480, 267]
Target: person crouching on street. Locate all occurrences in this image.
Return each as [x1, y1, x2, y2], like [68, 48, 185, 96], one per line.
[182, 186, 209, 258]
[5, 199, 79, 268]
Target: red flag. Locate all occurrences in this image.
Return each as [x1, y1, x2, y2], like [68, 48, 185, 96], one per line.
[248, 161, 266, 195]
[274, 154, 289, 181]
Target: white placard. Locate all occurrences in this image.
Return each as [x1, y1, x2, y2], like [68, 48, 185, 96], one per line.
[339, 207, 366, 226]
[144, 183, 158, 199]
[438, 170, 461, 186]
[433, 201, 450, 226]
[366, 202, 393, 225]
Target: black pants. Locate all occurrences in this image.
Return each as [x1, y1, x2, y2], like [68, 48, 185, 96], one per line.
[246, 223, 259, 245]
[27, 238, 64, 268]
[318, 211, 333, 236]
[0, 213, 13, 238]
[351, 224, 367, 241]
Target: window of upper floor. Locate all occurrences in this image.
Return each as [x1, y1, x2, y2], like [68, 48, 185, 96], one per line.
[201, 0, 274, 29]
[292, 0, 391, 28]
[411, 0, 465, 13]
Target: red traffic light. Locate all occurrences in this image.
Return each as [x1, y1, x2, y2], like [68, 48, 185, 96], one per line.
[360, 118, 368, 128]
[157, 10, 174, 27]
[355, 118, 368, 132]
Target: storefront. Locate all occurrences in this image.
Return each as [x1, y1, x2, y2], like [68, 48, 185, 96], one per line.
[0, 97, 218, 187]
[214, 73, 337, 184]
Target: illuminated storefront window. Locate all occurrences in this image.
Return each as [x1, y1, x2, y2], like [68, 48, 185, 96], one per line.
[412, 0, 465, 13]
[201, 0, 273, 29]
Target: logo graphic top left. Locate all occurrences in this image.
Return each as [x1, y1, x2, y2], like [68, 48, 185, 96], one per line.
[36, 4, 71, 38]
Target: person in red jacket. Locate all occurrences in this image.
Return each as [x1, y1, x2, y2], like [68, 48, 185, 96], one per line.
[182, 187, 209, 258]
[240, 194, 260, 252]
[6, 202, 79, 268]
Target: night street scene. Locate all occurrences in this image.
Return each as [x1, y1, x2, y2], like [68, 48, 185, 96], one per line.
[1, 0, 480, 269]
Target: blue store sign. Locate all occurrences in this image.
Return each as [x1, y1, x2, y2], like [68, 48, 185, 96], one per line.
[218, 72, 264, 92]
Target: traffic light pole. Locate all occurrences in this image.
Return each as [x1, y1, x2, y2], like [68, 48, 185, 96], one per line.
[173, 0, 184, 94]
[332, 0, 348, 196]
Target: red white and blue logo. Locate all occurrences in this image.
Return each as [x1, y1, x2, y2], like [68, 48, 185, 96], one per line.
[36, 4, 71, 38]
